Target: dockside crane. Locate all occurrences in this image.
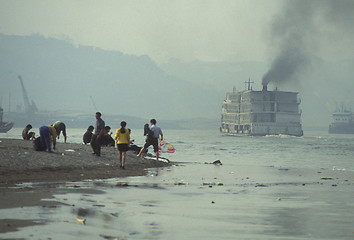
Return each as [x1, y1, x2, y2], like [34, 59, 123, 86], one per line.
[90, 95, 98, 111]
[18, 75, 38, 117]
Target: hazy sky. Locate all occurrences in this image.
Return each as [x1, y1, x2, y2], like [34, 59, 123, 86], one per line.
[1, 0, 354, 65]
[0, 0, 284, 63]
[1, 0, 354, 125]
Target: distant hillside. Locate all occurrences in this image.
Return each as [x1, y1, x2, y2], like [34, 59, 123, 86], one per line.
[0, 34, 221, 122]
[2, 34, 353, 129]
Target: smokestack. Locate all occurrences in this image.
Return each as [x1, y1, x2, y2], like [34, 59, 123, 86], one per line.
[262, 84, 267, 91]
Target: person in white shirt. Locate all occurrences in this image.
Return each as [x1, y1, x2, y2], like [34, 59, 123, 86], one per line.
[137, 119, 163, 160]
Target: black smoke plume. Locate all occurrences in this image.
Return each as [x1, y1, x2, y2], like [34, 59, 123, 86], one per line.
[262, 0, 354, 87]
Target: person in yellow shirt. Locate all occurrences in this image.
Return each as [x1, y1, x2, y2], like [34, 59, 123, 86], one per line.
[114, 121, 130, 169]
[52, 121, 67, 143]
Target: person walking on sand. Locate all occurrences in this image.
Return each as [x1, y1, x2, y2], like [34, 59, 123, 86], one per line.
[114, 121, 130, 169]
[137, 119, 163, 161]
[39, 125, 57, 153]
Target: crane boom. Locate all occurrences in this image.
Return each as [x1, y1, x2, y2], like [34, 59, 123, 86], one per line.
[18, 75, 31, 111]
[18, 75, 37, 116]
[90, 96, 98, 111]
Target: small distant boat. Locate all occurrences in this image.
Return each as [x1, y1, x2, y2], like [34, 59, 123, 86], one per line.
[328, 105, 354, 134]
[0, 121, 14, 133]
[0, 107, 14, 133]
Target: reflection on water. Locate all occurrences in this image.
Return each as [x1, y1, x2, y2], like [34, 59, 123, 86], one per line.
[1, 129, 354, 239]
[2, 164, 354, 240]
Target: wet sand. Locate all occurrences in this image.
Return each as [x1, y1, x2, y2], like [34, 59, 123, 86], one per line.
[0, 138, 171, 233]
[0, 138, 170, 187]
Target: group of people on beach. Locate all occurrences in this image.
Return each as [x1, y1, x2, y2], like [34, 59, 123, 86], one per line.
[86, 112, 163, 168]
[22, 112, 164, 169]
[22, 121, 67, 153]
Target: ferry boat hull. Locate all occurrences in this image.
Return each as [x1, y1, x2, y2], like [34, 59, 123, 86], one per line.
[221, 122, 303, 136]
[329, 123, 354, 134]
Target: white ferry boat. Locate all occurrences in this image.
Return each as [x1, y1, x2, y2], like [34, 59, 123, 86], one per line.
[220, 81, 303, 136]
[328, 106, 354, 134]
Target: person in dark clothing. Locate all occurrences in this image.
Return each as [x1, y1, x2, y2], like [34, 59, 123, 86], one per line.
[94, 112, 105, 135]
[137, 119, 163, 160]
[39, 125, 57, 152]
[91, 126, 111, 156]
[83, 125, 94, 144]
[100, 134, 115, 146]
[22, 124, 35, 140]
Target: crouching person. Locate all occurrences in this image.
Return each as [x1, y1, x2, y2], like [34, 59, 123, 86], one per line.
[91, 126, 111, 156]
[22, 124, 35, 140]
[83, 125, 94, 144]
[39, 125, 57, 153]
[52, 121, 67, 143]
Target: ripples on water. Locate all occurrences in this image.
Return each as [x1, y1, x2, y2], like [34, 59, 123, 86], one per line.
[1, 128, 354, 239]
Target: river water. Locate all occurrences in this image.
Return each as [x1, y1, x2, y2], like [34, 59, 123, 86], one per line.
[1, 128, 354, 240]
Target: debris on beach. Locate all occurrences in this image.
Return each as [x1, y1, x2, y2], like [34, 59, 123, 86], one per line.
[174, 180, 187, 185]
[202, 182, 224, 186]
[143, 155, 170, 163]
[100, 234, 122, 240]
[76, 217, 86, 224]
[92, 204, 105, 207]
[116, 182, 129, 187]
[213, 160, 222, 165]
[110, 213, 119, 218]
[321, 177, 333, 180]
[204, 160, 222, 165]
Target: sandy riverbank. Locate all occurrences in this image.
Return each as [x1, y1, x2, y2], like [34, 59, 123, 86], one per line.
[0, 138, 170, 187]
[0, 138, 172, 233]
